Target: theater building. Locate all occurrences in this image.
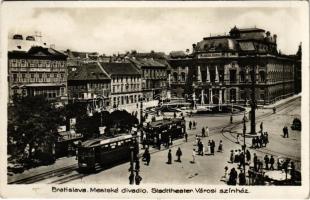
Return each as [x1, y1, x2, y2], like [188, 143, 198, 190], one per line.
[8, 34, 67, 103]
[168, 26, 297, 105]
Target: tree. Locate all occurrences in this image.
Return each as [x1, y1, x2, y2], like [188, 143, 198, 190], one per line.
[8, 95, 62, 160]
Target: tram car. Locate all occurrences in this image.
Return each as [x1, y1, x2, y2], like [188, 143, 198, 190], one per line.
[143, 118, 186, 145]
[77, 134, 138, 172]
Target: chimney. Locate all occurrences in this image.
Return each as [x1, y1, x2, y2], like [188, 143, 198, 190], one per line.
[273, 34, 277, 43]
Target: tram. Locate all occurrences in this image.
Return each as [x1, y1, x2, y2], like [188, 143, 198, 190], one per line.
[77, 134, 138, 171]
[143, 118, 186, 145]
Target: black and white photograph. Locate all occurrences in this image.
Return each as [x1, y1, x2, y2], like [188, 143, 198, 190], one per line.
[0, 1, 309, 199]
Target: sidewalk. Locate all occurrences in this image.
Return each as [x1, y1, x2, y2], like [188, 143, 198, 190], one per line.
[263, 94, 301, 109]
[7, 156, 77, 183]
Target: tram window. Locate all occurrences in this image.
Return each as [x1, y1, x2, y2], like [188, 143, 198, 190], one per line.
[110, 144, 116, 149]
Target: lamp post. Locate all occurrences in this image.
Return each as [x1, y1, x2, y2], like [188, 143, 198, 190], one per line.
[243, 112, 247, 170]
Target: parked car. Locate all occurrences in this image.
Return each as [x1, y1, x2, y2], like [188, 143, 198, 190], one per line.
[291, 118, 301, 131]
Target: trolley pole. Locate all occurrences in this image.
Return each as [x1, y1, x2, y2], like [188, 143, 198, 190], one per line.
[250, 57, 257, 135]
[140, 97, 143, 126]
[129, 146, 134, 185]
[243, 112, 247, 184]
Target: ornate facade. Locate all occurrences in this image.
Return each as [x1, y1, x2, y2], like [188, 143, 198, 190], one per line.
[168, 27, 297, 105]
[8, 38, 67, 103]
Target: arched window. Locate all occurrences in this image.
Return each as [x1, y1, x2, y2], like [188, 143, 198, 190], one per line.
[259, 71, 266, 82]
[173, 72, 178, 82]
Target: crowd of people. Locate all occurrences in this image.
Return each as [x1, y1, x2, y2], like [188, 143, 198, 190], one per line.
[251, 132, 269, 148]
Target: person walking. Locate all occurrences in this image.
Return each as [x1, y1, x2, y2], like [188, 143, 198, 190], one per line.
[143, 148, 151, 166]
[211, 140, 215, 155]
[167, 149, 172, 164]
[189, 121, 192, 130]
[236, 134, 240, 144]
[206, 126, 210, 137]
[238, 169, 246, 185]
[193, 121, 196, 129]
[176, 147, 182, 162]
[285, 126, 289, 138]
[264, 155, 270, 170]
[202, 127, 206, 137]
[192, 149, 196, 163]
[253, 153, 258, 171]
[230, 150, 234, 163]
[246, 150, 251, 164]
[218, 140, 223, 152]
[184, 132, 188, 142]
[269, 155, 275, 170]
[228, 168, 238, 185]
[260, 122, 263, 133]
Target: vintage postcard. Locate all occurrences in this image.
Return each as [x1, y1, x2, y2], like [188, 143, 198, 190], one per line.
[0, 1, 309, 199]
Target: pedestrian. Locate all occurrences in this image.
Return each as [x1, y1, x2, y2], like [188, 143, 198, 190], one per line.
[193, 121, 196, 129]
[143, 148, 151, 166]
[218, 140, 223, 152]
[167, 149, 172, 164]
[246, 150, 251, 163]
[234, 150, 239, 163]
[202, 142, 206, 156]
[265, 132, 269, 144]
[202, 127, 206, 137]
[228, 168, 238, 185]
[230, 114, 233, 124]
[158, 133, 162, 150]
[206, 126, 209, 137]
[239, 152, 245, 169]
[221, 166, 229, 182]
[252, 137, 255, 148]
[264, 155, 269, 170]
[189, 121, 192, 130]
[236, 134, 240, 144]
[174, 112, 176, 118]
[230, 150, 234, 163]
[260, 122, 263, 133]
[238, 169, 246, 185]
[192, 149, 196, 163]
[253, 153, 258, 171]
[175, 147, 182, 162]
[273, 107, 276, 114]
[184, 132, 188, 142]
[211, 140, 215, 155]
[259, 136, 263, 148]
[269, 155, 275, 170]
[285, 126, 289, 138]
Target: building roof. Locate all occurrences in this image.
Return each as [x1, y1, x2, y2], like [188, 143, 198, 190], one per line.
[129, 57, 166, 68]
[169, 51, 187, 58]
[99, 62, 141, 76]
[196, 37, 237, 52]
[68, 62, 110, 81]
[8, 46, 67, 60]
[238, 27, 265, 33]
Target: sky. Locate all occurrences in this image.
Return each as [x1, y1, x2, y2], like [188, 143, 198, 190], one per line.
[4, 4, 307, 55]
